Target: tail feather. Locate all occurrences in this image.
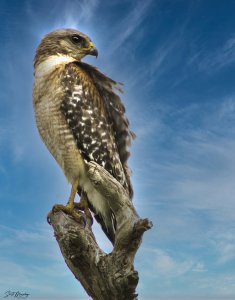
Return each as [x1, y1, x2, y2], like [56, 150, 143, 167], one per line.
[88, 202, 116, 245]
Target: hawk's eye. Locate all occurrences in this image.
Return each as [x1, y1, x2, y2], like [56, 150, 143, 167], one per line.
[71, 35, 83, 44]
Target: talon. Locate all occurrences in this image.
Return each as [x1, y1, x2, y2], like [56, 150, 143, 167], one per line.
[46, 180, 93, 226]
[49, 203, 83, 224]
[52, 204, 65, 213]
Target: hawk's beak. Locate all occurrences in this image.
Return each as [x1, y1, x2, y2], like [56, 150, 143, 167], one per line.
[88, 47, 98, 58]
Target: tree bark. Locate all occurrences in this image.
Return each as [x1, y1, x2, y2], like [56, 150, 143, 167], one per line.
[49, 161, 152, 300]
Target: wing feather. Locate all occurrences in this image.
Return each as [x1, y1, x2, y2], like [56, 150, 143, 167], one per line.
[60, 62, 129, 191]
[76, 62, 135, 198]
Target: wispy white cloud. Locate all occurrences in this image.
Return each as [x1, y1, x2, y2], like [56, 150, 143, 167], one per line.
[122, 18, 190, 89]
[138, 95, 235, 217]
[129, 39, 179, 88]
[192, 262, 207, 273]
[153, 249, 195, 277]
[137, 247, 235, 297]
[198, 36, 235, 72]
[0, 223, 59, 261]
[139, 247, 202, 279]
[0, 259, 34, 288]
[106, 0, 154, 54]
[211, 232, 235, 265]
[26, 0, 99, 39]
[0, 223, 86, 297]
[54, 0, 99, 29]
[191, 272, 235, 296]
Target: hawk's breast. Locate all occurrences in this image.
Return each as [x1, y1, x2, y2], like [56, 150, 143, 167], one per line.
[33, 62, 86, 183]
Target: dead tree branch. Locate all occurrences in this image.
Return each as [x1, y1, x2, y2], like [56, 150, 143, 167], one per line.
[49, 161, 152, 300]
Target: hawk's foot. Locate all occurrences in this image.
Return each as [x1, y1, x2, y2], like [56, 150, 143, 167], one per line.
[47, 203, 84, 225]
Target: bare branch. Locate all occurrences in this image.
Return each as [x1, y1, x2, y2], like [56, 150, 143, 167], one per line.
[49, 162, 152, 300]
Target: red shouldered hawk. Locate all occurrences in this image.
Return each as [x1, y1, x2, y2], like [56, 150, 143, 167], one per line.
[33, 29, 135, 244]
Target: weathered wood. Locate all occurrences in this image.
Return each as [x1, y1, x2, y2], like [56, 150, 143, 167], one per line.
[49, 161, 152, 300]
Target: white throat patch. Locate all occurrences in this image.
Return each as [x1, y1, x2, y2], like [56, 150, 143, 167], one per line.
[35, 55, 76, 77]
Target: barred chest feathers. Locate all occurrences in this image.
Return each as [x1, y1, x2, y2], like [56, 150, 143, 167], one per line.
[33, 55, 85, 183]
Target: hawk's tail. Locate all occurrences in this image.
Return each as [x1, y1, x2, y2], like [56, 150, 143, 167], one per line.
[88, 202, 116, 245]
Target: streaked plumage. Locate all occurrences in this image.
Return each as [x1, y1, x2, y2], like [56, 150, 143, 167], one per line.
[33, 29, 135, 243]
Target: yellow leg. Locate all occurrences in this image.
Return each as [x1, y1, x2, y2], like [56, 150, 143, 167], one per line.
[67, 179, 79, 207]
[47, 180, 81, 224]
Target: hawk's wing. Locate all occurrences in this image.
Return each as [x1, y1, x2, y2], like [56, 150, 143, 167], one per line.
[61, 62, 135, 197]
[76, 62, 135, 198]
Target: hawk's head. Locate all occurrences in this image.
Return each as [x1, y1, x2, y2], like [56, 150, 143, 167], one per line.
[34, 28, 98, 68]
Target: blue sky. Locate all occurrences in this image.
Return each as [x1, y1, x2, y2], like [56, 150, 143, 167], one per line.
[1, 0, 235, 299]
